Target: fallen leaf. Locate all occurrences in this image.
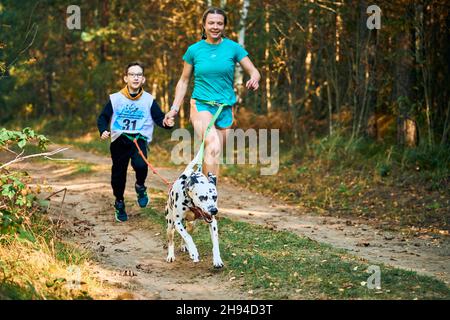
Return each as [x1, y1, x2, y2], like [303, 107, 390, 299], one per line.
[356, 242, 370, 247]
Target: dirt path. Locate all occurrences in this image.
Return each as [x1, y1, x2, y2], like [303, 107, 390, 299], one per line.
[11, 144, 450, 299]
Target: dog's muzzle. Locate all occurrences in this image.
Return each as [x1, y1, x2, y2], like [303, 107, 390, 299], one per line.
[190, 206, 218, 224]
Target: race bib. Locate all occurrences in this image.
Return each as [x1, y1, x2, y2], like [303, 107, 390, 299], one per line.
[111, 103, 146, 132]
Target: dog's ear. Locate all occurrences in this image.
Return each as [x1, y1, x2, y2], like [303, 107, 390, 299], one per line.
[207, 172, 217, 186]
[186, 173, 199, 190]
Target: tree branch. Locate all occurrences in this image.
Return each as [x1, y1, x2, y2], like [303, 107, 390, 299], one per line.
[0, 147, 70, 169]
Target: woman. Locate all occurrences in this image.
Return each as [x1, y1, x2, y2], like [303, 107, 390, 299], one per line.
[165, 7, 260, 183]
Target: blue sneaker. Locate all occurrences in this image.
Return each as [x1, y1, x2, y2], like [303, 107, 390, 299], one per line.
[114, 200, 128, 222]
[135, 184, 149, 208]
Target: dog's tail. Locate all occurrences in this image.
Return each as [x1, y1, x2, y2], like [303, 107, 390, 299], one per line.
[181, 149, 202, 176]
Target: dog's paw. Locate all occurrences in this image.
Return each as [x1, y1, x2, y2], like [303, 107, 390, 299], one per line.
[180, 244, 187, 253]
[166, 255, 176, 263]
[190, 252, 200, 263]
[213, 258, 224, 269]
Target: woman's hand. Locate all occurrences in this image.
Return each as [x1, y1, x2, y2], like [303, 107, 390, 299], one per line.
[246, 77, 259, 91]
[239, 56, 261, 92]
[163, 109, 178, 127]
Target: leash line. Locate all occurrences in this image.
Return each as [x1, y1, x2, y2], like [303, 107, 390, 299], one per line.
[132, 138, 173, 187]
[194, 100, 227, 172]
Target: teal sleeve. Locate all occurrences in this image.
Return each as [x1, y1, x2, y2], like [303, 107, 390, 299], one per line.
[235, 43, 249, 62]
[182, 46, 194, 65]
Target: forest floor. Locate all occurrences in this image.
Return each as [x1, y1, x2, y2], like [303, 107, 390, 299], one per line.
[4, 144, 449, 299]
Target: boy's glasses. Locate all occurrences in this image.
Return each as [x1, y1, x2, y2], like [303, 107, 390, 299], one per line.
[127, 73, 143, 78]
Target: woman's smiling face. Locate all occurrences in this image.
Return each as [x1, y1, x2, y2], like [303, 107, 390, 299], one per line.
[203, 13, 225, 41]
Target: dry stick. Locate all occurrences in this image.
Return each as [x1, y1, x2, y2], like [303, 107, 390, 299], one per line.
[44, 156, 74, 161]
[0, 147, 69, 169]
[0, 146, 19, 156]
[441, 100, 450, 146]
[45, 188, 68, 227]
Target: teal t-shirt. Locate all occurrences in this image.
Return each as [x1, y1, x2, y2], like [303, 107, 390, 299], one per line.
[183, 38, 248, 106]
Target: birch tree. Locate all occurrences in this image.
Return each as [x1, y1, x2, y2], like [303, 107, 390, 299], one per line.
[234, 0, 249, 105]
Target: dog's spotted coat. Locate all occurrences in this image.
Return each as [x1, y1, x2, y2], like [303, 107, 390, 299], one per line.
[165, 165, 223, 268]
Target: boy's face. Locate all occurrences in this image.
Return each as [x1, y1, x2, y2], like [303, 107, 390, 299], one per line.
[124, 65, 145, 92]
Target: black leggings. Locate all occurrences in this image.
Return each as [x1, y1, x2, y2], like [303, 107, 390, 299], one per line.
[110, 135, 148, 201]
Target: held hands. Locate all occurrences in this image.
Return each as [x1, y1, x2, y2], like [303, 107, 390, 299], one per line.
[101, 131, 110, 140]
[163, 109, 178, 127]
[246, 77, 259, 91]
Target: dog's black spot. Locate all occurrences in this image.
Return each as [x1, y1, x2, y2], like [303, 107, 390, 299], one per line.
[175, 204, 177, 208]
[180, 174, 187, 180]
[182, 207, 186, 211]
[175, 193, 179, 201]
[189, 175, 199, 185]
[176, 214, 179, 218]
[171, 191, 174, 196]
[168, 219, 172, 224]
[200, 181, 204, 184]
[213, 227, 216, 231]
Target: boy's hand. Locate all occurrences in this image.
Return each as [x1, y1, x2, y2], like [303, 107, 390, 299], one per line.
[101, 131, 110, 140]
[163, 110, 177, 127]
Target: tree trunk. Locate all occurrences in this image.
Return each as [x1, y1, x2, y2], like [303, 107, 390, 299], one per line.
[396, 4, 418, 147]
[264, 3, 272, 115]
[303, 6, 313, 113]
[235, 0, 249, 105]
[365, 28, 378, 139]
[416, 2, 433, 146]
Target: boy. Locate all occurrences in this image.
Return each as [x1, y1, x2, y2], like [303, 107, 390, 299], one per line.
[97, 62, 175, 222]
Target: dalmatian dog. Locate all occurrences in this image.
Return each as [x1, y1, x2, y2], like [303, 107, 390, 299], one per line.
[165, 156, 224, 268]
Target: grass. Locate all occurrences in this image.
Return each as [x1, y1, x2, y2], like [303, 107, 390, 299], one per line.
[141, 187, 450, 300]
[0, 214, 100, 299]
